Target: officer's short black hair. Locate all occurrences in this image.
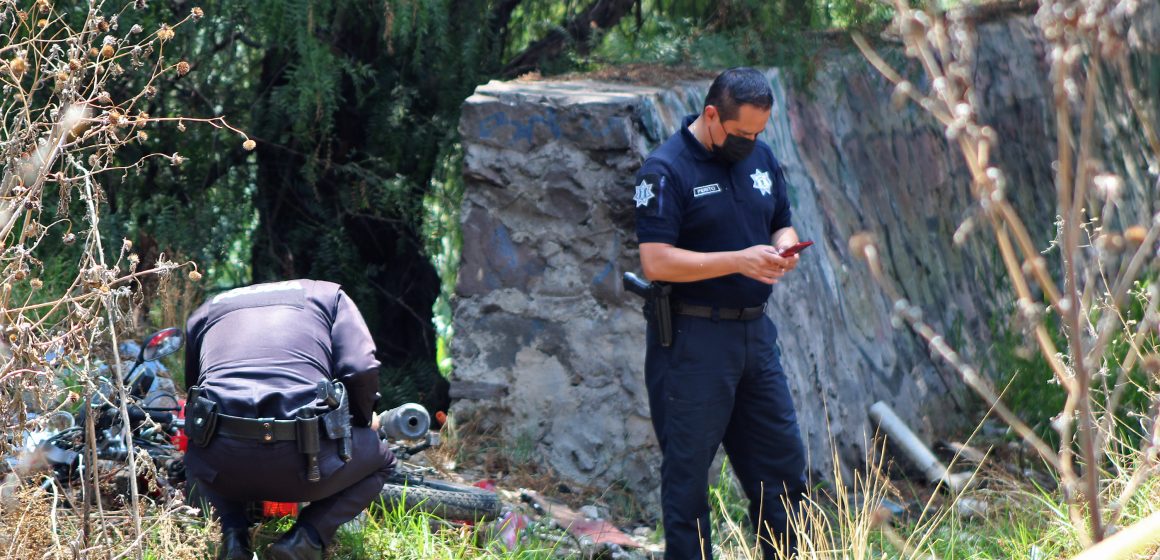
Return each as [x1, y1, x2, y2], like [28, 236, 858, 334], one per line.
[704, 67, 773, 122]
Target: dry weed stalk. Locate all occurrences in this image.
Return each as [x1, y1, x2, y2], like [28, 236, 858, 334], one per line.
[0, 1, 245, 557]
[851, 0, 1158, 554]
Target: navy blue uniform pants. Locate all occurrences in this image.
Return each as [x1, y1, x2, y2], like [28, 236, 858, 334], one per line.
[646, 313, 807, 559]
[185, 426, 395, 545]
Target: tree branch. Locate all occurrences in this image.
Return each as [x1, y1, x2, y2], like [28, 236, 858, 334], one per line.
[500, 0, 635, 79]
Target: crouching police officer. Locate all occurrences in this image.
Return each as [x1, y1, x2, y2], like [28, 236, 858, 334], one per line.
[183, 280, 396, 560]
[632, 67, 808, 559]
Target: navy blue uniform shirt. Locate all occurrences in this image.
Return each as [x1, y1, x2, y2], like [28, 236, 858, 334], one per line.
[634, 114, 793, 308]
[184, 280, 381, 426]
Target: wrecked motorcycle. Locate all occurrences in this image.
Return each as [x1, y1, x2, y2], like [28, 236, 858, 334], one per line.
[8, 328, 499, 523]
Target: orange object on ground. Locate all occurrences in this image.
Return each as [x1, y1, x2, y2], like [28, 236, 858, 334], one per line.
[261, 501, 299, 517]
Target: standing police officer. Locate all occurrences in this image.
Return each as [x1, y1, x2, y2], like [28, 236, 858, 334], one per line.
[183, 279, 396, 560]
[633, 67, 807, 559]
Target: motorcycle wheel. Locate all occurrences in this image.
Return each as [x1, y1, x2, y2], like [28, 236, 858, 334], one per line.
[379, 477, 501, 522]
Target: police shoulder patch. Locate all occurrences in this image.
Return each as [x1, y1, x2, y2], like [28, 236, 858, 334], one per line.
[631, 173, 658, 209]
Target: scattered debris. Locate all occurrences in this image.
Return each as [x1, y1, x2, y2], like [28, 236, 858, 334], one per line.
[955, 497, 990, 519]
[939, 440, 989, 465]
[490, 511, 531, 551]
[523, 490, 641, 550]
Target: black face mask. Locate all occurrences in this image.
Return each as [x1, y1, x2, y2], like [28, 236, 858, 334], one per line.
[713, 133, 756, 165]
[708, 120, 756, 165]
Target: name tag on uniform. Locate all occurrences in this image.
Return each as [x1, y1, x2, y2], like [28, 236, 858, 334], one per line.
[693, 184, 722, 198]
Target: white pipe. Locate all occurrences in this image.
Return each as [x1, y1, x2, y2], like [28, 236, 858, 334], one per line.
[869, 401, 964, 491]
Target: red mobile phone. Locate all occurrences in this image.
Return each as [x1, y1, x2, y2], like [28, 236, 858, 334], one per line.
[778, 240, 814, 257]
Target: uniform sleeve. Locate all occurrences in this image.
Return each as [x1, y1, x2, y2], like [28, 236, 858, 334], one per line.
[330, 289, 382, 427]
[633, 160, 684, 245]
[183, 304, 207, 393]
[770, 162, 793, 233]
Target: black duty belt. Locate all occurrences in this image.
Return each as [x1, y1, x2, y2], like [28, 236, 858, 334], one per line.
[674, 302, 766, 321]
[214, 410, 341, 443]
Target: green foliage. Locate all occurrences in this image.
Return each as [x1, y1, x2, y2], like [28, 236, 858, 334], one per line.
[878, 488, 1080, 559]
[988, 278, 1158, 452]
[425, 143, 465, 377]
[325, 495, 558, 559]
[989, 314, 1068, 447]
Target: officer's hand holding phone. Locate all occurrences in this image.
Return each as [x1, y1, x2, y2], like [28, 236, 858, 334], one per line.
[769, 240, 811, 277]
[736, 245, 788, 284]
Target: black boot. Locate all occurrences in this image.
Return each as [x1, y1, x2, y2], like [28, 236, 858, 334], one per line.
[216, 527, 253, 560]
[264, 524, 323, 560]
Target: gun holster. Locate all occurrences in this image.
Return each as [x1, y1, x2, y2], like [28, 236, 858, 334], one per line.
[622, 272, 673, 347]
[184, 386, 219, 448]
[651, 283, 673, 347]
[318, 381, 353, 462]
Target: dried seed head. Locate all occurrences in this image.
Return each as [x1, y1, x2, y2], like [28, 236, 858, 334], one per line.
[1093, 173, 1123, 201]
[243, 139, 256, 151]
[188, 270, 202, 281]
[1097, 233, 1125, 254]
[88, 47, 99, 58]
[171, 153, 185, 165]
[144, 85, 157, 97]
[9, 56, 27, 78]
[37, 0, 50, 13]
[136, 130, 148, 142]
[191, 7, 204, 21]
[899, 13, 926, 41]
[100, 44, 114, 58]
[849, 232, 877, 261]
[97, 18, 109, 32]
[13, 270, 26, 281]
[108, 110, 122, 125]
[176, 60, 190, 75]
[1125, 225, 1147, 246]
[892, 81, 913, 109]
[157, 24, 175, 42]
[30, 278, 42, 289]
[130, 24, 143, 34]
[62, 232, 76, 245]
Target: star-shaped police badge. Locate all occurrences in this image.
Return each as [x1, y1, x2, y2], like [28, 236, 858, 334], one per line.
[634, 179, 655, 208]
[751, 169, 772, 196]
